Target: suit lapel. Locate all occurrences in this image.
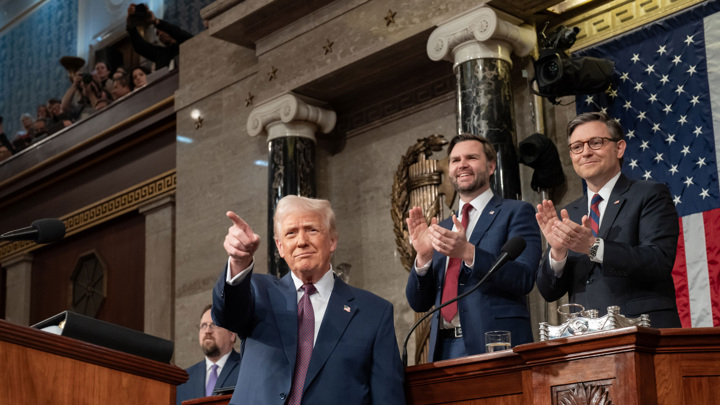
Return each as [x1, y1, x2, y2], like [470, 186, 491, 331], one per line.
[268, 274, 299, 369]
[599, 174, 630, 239]
[217, 350, 240, 386]
[303, 276, 356, 391]
[468, 195, 501, 246]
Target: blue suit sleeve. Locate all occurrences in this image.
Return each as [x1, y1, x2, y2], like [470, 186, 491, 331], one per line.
[212, 263, 255, 337]
[466, 202, 542, 295]
[370, 302, 406, 404]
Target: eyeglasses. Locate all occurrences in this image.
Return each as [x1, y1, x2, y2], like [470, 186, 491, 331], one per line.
[568, 137, 618, 154]
[197, 322, 217, 331]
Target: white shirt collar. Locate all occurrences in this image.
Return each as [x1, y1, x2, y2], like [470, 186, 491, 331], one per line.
[205, 349, 232, 371]
[289, 266, 336, 300]
[591, 171, 622, 206]
[459, 188, 494, 215]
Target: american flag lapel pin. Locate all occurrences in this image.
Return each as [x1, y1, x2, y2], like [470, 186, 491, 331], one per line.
[344, 305, 351, 313]
[614, 200, 620, 204]
[489, 211, 495, 215]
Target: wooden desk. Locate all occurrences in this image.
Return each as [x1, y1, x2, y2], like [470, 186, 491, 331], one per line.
[0, 319, 187, 404]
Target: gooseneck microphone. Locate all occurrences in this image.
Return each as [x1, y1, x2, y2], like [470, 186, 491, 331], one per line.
[402, 236, 526, 366]
[0, 218, 66, 244]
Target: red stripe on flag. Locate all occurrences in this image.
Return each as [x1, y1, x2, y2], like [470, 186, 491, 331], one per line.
[672, 218, 691, 327]
[703, 208, 720, 327]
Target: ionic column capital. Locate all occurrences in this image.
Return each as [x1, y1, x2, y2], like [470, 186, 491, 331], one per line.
[247, 93, 337, 141]
[426, 6, 536, 67]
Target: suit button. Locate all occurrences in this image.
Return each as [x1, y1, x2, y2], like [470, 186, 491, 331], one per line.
[279, 393, 287, 400]
[586, 278, 594, 284]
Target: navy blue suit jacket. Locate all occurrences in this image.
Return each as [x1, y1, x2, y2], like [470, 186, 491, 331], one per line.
[212, 269, 405, 405]
[176, 349, 241, 405]
[536, 174, 681, 328]
[406, 195, 542, 362]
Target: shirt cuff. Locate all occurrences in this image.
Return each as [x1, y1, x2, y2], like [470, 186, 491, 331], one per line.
[226, 258, 254, 285]
[548, 251, 567, 278]
[414, 257, 431, 276]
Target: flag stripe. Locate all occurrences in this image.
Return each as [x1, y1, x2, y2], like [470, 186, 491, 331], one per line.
[673, 218, 690, 327]
[703, 208, 720, 326]
[682, 213, 712, 326]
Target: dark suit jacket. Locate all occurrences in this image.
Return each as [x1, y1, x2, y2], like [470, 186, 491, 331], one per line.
[212, 269, 405, 405]
[176, 349, 241, 405]
[536, 174, 681, 328]
[406, 195, 542, 362]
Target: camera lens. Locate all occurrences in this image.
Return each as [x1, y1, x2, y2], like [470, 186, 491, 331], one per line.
[542, 60, 560, 82]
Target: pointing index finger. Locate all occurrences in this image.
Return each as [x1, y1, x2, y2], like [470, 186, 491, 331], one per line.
[226, 211, 251, 231]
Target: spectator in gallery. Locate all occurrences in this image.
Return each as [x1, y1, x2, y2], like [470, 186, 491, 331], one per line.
[131, 66, 150, 90]
[126, 3, 192, 70]
[113, 65, 128, 81]
[46, 98, 72, 135]
[37, 104, 50, 128]
[95, 60, 114, 94]
[0, 115, 16, 157]
[62, 72, 99, 121]
[111, 73, 132, 100]
[13, 113, 36, 152]
[33, 119, 49, 142]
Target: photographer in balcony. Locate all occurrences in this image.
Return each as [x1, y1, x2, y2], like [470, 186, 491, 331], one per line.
[126, 3, 192, 70]
[61, 71, 108, 122]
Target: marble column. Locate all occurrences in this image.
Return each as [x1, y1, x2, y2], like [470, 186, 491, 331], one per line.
[247, 93, 336, 277]
[427, 7, 536, 199]
[139, 195, 175, 339]
[2, 254, 33, 326]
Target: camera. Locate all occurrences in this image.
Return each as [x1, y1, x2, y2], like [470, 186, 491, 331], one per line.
[531, 26, 615, 105]
[128, 3, 152, 28]
[81, 73, 94, 85]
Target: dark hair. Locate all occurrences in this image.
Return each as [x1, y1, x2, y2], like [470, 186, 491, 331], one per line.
[114, 73, 131, 89]
[201, 304, 212, 318]
[48, 98, 61, 105]
[0, 116, 3, 124]
[567, 112, 624, 141]
[132, 65, 151, 75]
[447, 133, 497, 163]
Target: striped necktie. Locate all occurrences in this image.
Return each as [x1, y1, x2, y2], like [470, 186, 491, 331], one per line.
[589, 194, 603, 237]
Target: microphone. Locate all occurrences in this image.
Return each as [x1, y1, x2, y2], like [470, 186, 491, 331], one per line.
[1, 219, 66, 244]
[402, 236, 526, 366]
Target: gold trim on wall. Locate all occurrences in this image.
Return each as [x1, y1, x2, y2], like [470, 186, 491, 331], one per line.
[565, 0, 706, 51]
[0, 170, 176, 262]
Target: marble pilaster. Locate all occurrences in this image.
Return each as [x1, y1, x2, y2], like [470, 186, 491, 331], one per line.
[139, 195, 176, 339]
[2, 254, 33, 326]
[427, 6, 536, 199]
[247, 93, 336, 277]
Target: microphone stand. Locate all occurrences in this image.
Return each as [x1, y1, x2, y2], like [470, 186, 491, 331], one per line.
[401, 255, 508, 367]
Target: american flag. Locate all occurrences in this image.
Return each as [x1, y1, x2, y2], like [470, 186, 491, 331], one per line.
[575, 0, 720, 327]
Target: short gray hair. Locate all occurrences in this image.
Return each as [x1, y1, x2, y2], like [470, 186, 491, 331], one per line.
[273, 195, 337, 241]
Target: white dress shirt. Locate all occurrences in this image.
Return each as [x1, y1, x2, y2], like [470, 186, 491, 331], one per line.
[205, 350, 232, 386]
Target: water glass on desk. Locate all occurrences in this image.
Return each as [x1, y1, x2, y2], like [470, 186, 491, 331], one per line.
[485, 330, 511, 352]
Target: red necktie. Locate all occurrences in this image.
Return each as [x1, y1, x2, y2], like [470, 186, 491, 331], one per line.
[288, 283, 316, 405]
[440, 203, 474, 323]
[589, 194, 603, 237]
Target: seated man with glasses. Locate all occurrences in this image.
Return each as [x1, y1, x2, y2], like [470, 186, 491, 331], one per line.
[176, 304, 242, 405]
[534, 111, 681, 328]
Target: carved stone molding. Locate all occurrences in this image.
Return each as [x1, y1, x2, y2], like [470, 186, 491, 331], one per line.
[247, 93, 337, 141]
[0, 170, 176, 261]
[564, 0, 705, 51]
[426, 6, 536, 67]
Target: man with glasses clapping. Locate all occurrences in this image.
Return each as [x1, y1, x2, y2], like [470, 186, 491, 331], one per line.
[535, 112, 681, 328]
